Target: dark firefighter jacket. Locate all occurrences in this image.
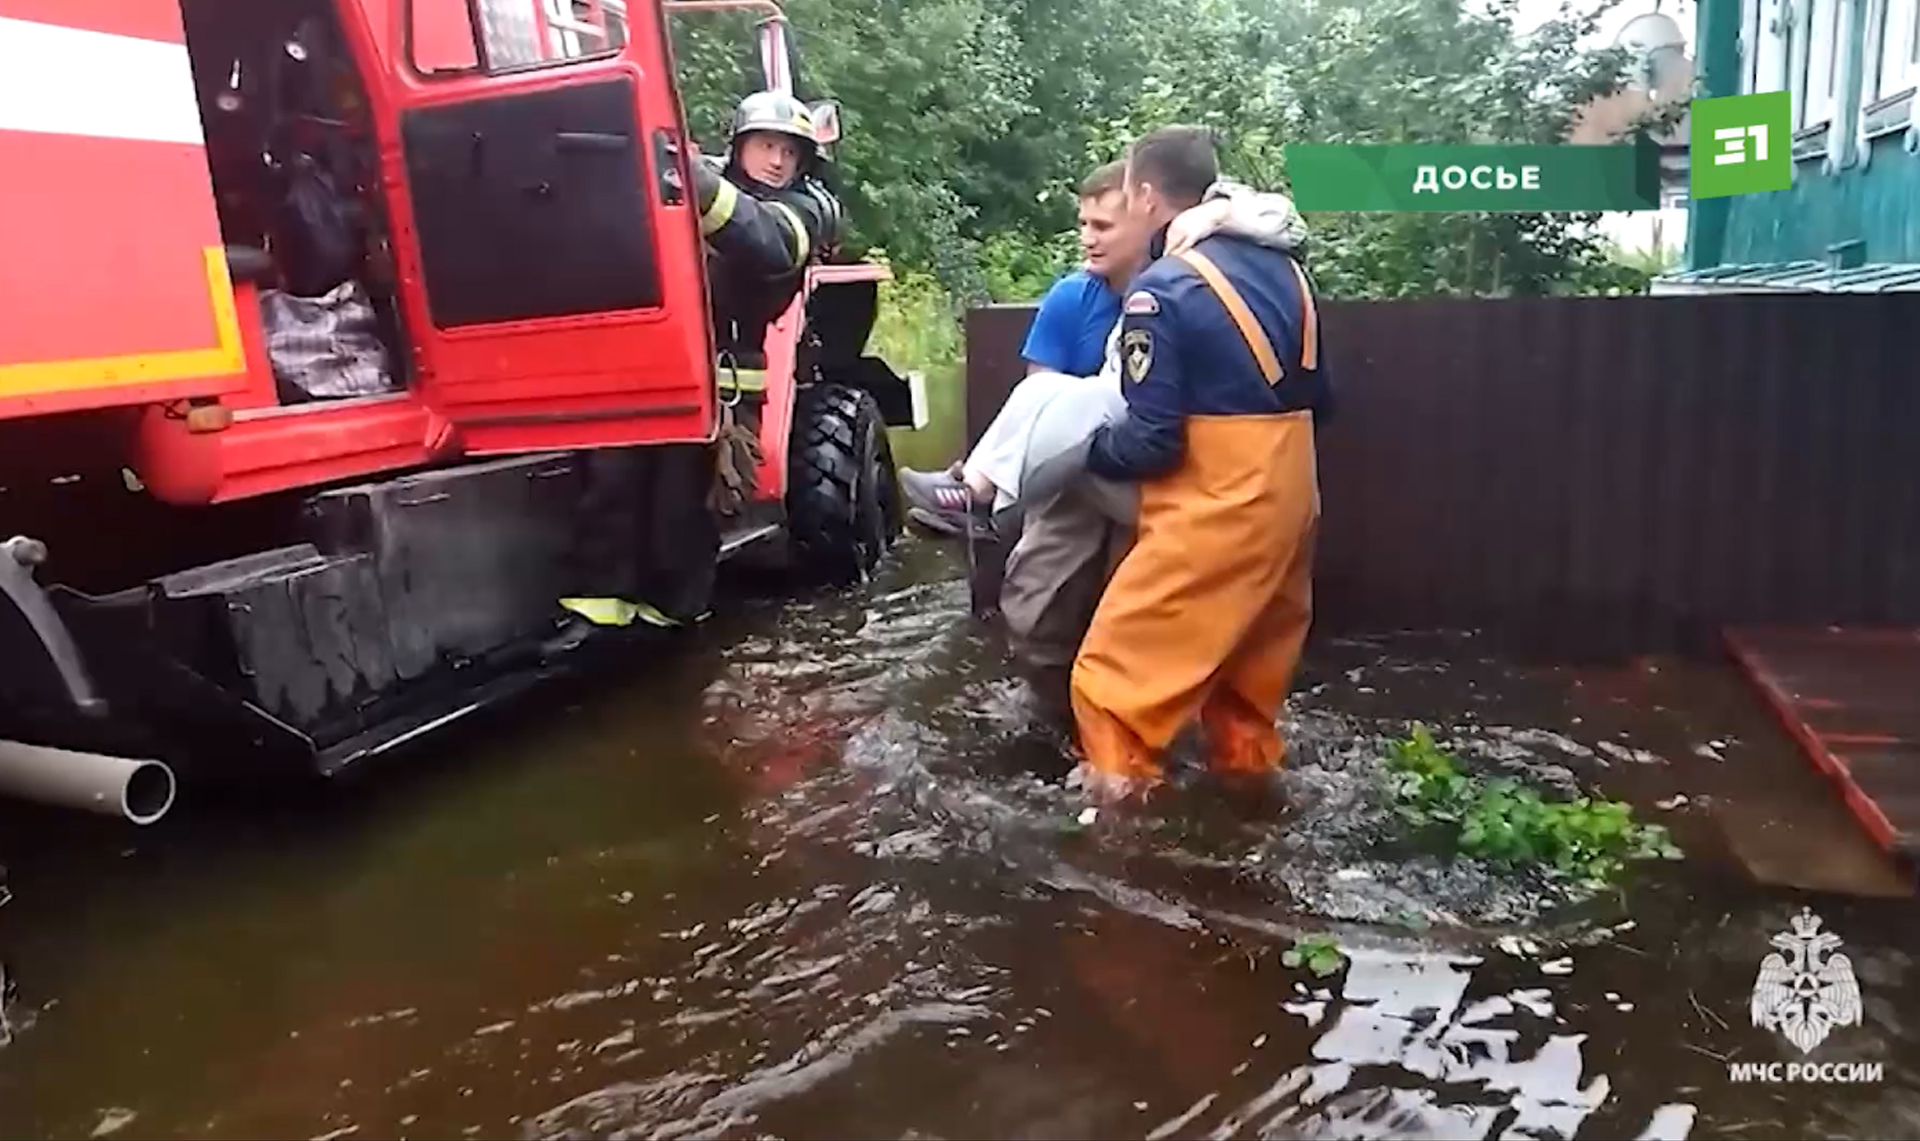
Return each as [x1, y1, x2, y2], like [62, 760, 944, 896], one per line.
[691, 156, 844, 360]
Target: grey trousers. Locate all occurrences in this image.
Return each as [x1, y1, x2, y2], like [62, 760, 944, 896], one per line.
[997, 475, 1137, 714]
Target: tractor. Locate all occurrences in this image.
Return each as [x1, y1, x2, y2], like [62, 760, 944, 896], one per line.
[0, 0, 912, 823]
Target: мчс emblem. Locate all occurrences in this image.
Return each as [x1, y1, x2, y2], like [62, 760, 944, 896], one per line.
[1122, 328, 1153, 383]
[1750, 907, 1863, 1055]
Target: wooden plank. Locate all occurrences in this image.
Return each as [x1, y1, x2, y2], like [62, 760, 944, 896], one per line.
[1727, 626, 1920, 863]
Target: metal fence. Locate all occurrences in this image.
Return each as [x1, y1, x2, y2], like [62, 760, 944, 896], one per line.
[965, 294, 1920, 656]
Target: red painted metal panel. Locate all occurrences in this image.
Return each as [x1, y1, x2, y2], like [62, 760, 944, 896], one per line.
[0, 0, 185, 44]
[218, 398, 448, 503]
[408, 0, 478, 70]
[745, 266, 891, 500]
[361, 0, 398, 66]
[380, 2, 718, 454]
[134, 395, 447, 506]
[753, 292, 802, 499]
[0, 132, 226, 363]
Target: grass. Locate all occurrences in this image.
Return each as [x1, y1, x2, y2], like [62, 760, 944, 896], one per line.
[866, 266, 968, 472]
[1385, 724, 1683, 890]
[884, 364, 966, 473]
[868, 266, 962, 378]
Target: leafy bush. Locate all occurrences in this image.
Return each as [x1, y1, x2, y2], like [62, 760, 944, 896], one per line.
[867, 255, 962, 377]
[1282, 934, 1347, 978]
[1386, 724, 1683, 888]
[978, 229, 1078, 304]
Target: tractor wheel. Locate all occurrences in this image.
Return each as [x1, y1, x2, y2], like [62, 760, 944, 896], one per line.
[787, 383, 902, 583]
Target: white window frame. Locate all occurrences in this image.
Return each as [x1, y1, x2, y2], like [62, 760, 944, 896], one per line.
[1760, 0, 1794, 91]
[1866, 0, 1920, 101]
[1794, 0, 1844, 130]
[1741, 0, 1797, 96]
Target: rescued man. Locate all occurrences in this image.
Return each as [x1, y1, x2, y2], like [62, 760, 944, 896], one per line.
[555, 91, 845, 645]
[1068, 125, 1331, 810]
[903, 161, 1135, 539]
[897, 179, 1310, 713]
[899, 182, 1307, 526]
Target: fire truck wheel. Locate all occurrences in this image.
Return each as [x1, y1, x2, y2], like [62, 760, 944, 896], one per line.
[787, 383, 902, 583]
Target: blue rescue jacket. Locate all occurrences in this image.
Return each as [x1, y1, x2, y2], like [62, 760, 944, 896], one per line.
[1087, 229, 1332, 481]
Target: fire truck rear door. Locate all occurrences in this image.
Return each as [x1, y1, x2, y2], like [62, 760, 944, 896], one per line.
[388, 0, 714, 454]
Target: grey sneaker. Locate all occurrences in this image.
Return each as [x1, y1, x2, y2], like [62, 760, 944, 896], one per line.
[907, 505, 969, 538]
[899, 466, 977, 516]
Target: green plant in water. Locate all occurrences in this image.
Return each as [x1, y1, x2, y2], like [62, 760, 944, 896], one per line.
[1386, 724, 1684, 889]
[1282, 934, 1346, 978]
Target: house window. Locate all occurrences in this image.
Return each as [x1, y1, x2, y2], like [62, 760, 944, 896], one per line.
[1794, 0, 1844, 130]
[1740, 0, 1794, 95]
[1870, 0, 1920, 100]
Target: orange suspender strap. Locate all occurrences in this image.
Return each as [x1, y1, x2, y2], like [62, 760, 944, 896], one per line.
[1174, 249, 1320, 381]
[1175, 249, 1281, 385]
[1288, 259, 1320, 371]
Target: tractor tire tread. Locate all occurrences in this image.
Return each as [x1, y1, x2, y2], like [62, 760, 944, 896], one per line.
[787, 383, 898, 583]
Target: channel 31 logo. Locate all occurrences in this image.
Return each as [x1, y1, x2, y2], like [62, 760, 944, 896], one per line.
[1690, 91, 1792, 199]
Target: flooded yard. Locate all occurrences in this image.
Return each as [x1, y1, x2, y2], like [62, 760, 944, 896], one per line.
[0, 537, 1914, 1140]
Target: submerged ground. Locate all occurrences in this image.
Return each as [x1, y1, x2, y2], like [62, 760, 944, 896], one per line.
[0, 538, 1914, 1140]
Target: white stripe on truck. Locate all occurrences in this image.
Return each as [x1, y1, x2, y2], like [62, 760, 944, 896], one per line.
[0, 17, 204, 145]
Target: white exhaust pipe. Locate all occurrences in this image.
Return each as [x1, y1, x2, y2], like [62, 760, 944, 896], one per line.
[0, 740, 176, 825]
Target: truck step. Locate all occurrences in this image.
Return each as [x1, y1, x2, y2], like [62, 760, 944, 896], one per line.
[152, 544, 398, 736]
[305, 453, 581, 683]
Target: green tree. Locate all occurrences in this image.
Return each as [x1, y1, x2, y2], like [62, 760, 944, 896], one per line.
[665, 0, 1656, 318]
[1087, 0, 1652, 297]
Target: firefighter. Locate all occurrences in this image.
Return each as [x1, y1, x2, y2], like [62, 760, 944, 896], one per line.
[897, 179, 1312, 720]
[1068, 126, 1332, 811]
[692, 90, 846, 360]
[554, 92, 846, 644]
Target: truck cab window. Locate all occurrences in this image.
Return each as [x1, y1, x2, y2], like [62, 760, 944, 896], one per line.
[410, 0, 627, 76]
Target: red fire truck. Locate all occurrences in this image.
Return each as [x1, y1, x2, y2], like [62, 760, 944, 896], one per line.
[0, 0, 912, 822]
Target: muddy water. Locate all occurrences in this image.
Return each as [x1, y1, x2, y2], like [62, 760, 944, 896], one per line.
[1, 538, 1916, 1140]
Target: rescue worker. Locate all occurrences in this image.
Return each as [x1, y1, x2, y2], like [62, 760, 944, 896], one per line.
[1068, 125, 1331, 809]
[554, 91, 846, 645]
[897, 178, 1310, 717]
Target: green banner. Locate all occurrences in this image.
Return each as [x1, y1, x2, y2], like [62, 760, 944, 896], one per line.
[1284, 142, 1661, 212]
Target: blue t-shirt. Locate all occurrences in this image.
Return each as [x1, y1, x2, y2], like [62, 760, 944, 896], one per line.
[1020, 270, 1120, 377]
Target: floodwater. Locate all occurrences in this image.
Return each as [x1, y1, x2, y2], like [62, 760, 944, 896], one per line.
[0, 538, 1915, 1141]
